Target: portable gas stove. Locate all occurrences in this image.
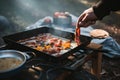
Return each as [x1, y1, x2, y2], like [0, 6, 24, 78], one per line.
[0, 44, 98, 80]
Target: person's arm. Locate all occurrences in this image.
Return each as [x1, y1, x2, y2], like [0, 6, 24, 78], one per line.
[77, 0, 120, 27]
[93, 0, 120, 20]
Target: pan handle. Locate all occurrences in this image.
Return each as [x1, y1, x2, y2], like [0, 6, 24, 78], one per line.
[23, 51, 36, 60]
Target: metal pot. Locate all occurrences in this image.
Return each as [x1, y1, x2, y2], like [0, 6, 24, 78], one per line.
[0, 50, 29, 78]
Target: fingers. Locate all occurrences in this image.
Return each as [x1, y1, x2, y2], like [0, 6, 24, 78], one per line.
[77, 13, 86, 28]
[79, 20, 96, 27]
[77, 13, 96, 27]
[81, 13, 89, 22]
[78, 13, 86, 22]
[77, 13, 91, 27]
[76, 7, 98, 27]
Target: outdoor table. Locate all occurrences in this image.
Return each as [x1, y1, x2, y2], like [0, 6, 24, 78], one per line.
[86, 42, 102, 80]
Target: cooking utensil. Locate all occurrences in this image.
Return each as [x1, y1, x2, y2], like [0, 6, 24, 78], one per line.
[0, 50, 33, 78]
[3, 27, 92, 61]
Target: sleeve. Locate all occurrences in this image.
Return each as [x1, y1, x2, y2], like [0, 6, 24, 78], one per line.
[93, 0, 120, 20]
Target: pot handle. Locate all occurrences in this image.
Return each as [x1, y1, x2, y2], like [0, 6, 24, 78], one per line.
[23, 51, 36, 60]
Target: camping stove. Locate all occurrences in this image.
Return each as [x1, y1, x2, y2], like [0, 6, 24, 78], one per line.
[0, 45, 97, 80]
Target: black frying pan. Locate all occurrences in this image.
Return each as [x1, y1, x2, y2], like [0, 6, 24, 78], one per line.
[0, 50, 27, 78]
[0, 50, 35, 78]
[3, 27, 92, 61]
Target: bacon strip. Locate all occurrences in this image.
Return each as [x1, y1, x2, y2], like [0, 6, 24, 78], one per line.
[75, 24, 81, 45]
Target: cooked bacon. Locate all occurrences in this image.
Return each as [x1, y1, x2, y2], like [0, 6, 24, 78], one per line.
[54, 39, 62, 47]
[50, 38, 58, 41]
[55, 47, 62, 52]
[18, 33, 73, 55]
[75, 26, 81, 45]
[47, 48, 58, 54]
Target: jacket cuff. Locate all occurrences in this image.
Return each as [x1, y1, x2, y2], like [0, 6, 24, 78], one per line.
[92, 1, 110, 20]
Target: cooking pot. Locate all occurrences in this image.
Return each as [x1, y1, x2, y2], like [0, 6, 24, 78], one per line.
[0, 50, 32, 78]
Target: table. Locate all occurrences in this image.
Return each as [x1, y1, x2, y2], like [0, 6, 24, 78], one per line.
[86, 43, 102, 80]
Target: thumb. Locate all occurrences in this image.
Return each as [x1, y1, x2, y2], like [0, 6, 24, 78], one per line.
[81, 13, 88, 22]
[77, 13, 86, 27]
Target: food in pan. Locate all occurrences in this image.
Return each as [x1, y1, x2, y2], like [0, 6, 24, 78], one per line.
[0, 57, 22, 71]
[90, 29, 109, 38]
[17, 33, 77, 56]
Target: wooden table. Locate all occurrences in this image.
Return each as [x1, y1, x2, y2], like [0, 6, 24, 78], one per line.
[85, 43, 103, 80]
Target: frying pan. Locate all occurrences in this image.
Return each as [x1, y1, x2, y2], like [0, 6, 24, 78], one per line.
[0, 50, 32, 78]
[3, 27, 92, 61]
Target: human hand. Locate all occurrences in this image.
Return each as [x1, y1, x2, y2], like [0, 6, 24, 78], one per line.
[77, 7, 98, 27]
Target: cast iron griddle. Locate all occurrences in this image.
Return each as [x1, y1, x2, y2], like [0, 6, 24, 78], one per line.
[3, 27, 92, 61]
